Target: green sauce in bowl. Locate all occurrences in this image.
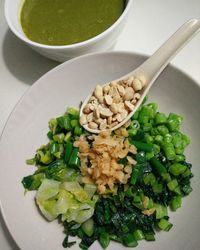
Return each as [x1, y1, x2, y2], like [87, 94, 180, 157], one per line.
[20, 0, 125, 46]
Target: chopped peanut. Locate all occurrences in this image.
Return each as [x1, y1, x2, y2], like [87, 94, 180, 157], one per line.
[74, 128, 137, 194]
[80, 76, 146, 130]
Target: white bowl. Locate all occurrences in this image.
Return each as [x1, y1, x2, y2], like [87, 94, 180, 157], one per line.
[0, 51, 200, 250]
[4, 0, 132, 62]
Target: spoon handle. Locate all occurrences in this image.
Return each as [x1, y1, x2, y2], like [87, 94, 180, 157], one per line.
[135, 19, 200, 84]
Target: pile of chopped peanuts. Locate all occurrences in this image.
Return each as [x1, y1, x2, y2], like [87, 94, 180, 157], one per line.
[74, 124, 137, 194]
[80, 76, 146, 130]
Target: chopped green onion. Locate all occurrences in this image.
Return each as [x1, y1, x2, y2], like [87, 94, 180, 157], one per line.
[123, 233, 138, 247]
[158, 218, 173, 231]
[99, 231, 110, 249]
[53, 133, 65, 143]
[181, 184, 193, 195]
[129, 140, 153, 152]
[144, 232, 155, 241]
[66, 107, 79, 119]
[167, 113, 183, 132]
[157, 125, 169, 136]
[68, 148, 80, 168]
[74, 126, 82, 135]
[169, 163, 187, 176]
[64, 141, 73, 163]
[57, 115, 71, 131]
[161, 173, 171, 182]
[170, 195, 182, 211]
[133, 229, 145, 240]
[167, 179, 178, 191]
[163, 143, 176, 160]
[155, 112, 167, 125]
[22, 173, 44, 190]
[152, 182, 163, 193]
[150, 157, 167, 175]
[71, 119, 79, 128]
[130, 164, 141, 185]
[50, 142, 59, 155]
[143, 173, 156, 185]
[154, 203, 168, 219]
[26, 158, 35, 165]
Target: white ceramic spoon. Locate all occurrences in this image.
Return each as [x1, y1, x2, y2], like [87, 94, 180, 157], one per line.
[80, 18, 200, 133]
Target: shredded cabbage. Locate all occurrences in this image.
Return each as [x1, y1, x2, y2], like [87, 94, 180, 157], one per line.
[35, 179, 98, 224]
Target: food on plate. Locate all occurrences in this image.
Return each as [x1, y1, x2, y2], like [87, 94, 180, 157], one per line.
[75, 128, 137, 194]
[80, 76, 146, 130]
[22, 98, 193, 249]
[20, 0, 125, 46]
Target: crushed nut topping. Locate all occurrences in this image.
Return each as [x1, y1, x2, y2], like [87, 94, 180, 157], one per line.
[74, 128, 137, 194]
[80, 76, 146, 130]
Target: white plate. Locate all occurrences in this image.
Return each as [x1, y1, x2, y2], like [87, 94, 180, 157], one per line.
[0, 52, 200, 250]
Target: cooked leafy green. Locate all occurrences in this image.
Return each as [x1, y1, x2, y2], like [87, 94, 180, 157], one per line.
[22, 100, 193, 249]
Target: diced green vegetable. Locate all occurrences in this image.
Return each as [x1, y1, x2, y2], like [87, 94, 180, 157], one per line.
[99, 231, 110, 249]
[169, 163, 187, 176]
[64, 141, 73, 163]
[158, 218, 173, 231]
[170, 195, 182, 211]
[123, 233, 138, 247]
[134, 229, 145, 240]
[150, 157, 167, 174]
[155, 112, 167, 125]
[129, 140, 154, 152]
[22, 173, 44, 190]
[68, 148, 80, 168]
[26, 158, 35, 165]
[167, 179, 178, 191]
[154, 204, 168, 219]
[144, 232, 155, 241]
[81, 218, 94, 237]
[22, 102, 193, 250]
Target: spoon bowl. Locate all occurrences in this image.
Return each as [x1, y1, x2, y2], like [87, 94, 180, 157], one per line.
[80, 18, 200, 133]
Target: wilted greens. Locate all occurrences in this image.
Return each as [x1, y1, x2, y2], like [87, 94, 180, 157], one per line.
[22, 99, 193, 249]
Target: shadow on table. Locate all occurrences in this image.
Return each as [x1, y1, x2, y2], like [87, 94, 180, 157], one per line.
[2, 30, 59, 85]
[0, 209, 19, 250]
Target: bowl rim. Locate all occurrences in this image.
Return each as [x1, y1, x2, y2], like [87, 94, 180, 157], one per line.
[4, 0, 132, 50]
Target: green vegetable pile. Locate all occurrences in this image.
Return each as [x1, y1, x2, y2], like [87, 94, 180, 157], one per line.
[22, 99, 193, 249]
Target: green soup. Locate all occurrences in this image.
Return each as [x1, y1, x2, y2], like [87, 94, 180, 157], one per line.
[20, 0, 125, 46]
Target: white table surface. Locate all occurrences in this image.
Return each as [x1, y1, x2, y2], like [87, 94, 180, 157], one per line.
[0, 0, 200, 249]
